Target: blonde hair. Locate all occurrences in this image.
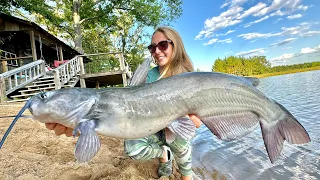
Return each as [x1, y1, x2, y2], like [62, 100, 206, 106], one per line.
[152, 27, 194, 79]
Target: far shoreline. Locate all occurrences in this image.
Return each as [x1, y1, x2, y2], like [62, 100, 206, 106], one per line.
[253, 66, 320, 78]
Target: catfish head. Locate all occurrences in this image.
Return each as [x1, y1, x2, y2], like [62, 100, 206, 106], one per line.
[0, 88, 96, 149]
[29, 88, 97, 127]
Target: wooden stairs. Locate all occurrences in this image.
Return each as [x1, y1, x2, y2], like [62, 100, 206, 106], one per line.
[7, 75, 79, 103]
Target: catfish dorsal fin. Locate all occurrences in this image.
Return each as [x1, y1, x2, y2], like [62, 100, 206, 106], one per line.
[129, 57, 152, 86]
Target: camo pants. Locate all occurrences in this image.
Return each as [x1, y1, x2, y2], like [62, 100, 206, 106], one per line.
[124, 130, 193, 176]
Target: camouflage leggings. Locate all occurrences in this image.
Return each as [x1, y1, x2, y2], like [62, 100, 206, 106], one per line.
[124, 130, 193, 176]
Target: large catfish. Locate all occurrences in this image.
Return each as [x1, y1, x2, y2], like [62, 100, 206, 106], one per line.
[0, 60, 310, 164]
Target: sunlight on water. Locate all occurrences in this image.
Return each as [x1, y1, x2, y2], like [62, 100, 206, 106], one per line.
[192, 70, 320, 180]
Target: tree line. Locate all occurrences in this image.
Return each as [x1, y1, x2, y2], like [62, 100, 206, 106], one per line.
[212, 56, 320, 76]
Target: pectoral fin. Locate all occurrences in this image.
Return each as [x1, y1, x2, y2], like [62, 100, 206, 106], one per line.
[73, 120, 100, 163]
[201, 111, 259, 141]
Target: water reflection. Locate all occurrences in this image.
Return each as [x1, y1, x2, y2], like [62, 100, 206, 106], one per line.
[192, 70, 320, 180]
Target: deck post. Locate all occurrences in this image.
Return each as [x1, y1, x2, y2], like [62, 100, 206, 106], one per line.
[0, 76, 7, 103]
[119, 53, 127, 86]
[53, 70, 61, 90]
[79, 56, 86, 88]
[59, 46, 64, 61]
[29, 30, 37, 61]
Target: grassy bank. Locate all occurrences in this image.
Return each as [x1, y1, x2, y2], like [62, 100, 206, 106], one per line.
[253, 66, 320, 78]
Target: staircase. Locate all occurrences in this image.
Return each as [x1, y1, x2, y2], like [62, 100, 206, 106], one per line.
[1, 55, 83, 103]
[8, 75, 79, 102]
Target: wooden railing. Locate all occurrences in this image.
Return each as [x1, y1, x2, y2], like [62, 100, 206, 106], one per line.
[0, 50, 18, 68]
[80, 52, 132, 87]
[53, 56, 82, 89]
[0, 60, 45, 102]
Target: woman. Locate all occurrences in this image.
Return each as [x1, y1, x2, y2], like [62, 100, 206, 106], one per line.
[45, 27, 201, 180]
[124, 27, 201, 180]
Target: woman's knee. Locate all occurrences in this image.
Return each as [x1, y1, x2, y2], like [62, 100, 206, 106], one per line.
[124, 139, 162, 160]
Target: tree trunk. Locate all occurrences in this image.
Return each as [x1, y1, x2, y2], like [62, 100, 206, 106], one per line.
[73, 0, 83, 54]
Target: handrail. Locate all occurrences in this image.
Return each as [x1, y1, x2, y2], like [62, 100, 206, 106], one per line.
[0, 60, 45, 78]
[53, 56, 81, 86]
[0, 60, 46, 102]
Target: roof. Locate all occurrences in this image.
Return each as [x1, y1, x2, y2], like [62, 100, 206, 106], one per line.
[0, 13, 84, 58]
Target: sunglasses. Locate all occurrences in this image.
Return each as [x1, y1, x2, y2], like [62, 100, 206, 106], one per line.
[147, 40, 173, 53]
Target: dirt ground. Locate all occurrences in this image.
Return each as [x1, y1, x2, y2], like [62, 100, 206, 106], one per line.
[0, 103, 184, 180]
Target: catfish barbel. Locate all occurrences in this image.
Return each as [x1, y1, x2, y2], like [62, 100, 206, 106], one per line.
[0, 72, 310, 164]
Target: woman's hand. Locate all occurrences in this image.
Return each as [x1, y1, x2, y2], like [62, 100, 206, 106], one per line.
[188, 114, 202, 128]
[45, 123, 73, 137]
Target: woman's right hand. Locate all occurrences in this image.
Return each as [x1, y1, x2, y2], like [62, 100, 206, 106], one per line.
[45, 123, 74, 137]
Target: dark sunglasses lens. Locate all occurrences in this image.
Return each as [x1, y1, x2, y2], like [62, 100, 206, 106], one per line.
[158, 41, 169, 51]
[148, 45, 156, 53]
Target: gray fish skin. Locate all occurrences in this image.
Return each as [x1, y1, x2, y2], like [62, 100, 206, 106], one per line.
[28, 72, 310, 163]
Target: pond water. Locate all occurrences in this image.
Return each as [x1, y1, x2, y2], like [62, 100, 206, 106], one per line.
[192, 70, 320, 180]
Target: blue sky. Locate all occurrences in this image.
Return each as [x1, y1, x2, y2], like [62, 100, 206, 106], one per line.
[171, 0, 320, 71]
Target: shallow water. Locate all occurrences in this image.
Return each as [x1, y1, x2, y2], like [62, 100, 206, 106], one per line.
[192, 70, 320, 180]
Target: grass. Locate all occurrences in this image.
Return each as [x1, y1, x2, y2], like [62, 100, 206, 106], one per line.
[253, 66, 320, 78]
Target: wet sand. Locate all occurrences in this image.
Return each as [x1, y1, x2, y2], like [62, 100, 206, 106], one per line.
[0, 103, 183, 180]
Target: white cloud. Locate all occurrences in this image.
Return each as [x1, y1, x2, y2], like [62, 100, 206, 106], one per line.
[300, 46, 320, 54]
[269, 45, 320, 62]
[215, 30, 236, 37]
[270, 38, 297, 47]
[298, 5, 308, 11]
[196, 6, 243, 39]
[221, 0, 247, 8]
[236, 48, 265, 56]
[196, 0, 309, 41]
[287, 14, 302, 20]
[270, 53, 296, 62]
[218, 38, 233, 43]
[204, 38, 218, 45]
[301, 31, 320, 37]
[239, 23, 312, 40]
[270, 10, 286, 17]
[254, 0, 305, 17]
[244, 15, 269, 28]
[238, 32, 279, 40]
[238, 2, 267, 19]
[204, 38, 233, 45]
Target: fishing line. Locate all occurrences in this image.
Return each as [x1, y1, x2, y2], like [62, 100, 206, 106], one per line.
[0, 115, 33, 119]
[0, 99, 32, 149]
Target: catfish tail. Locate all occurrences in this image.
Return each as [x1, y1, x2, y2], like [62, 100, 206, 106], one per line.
[260, 101, 311, 163]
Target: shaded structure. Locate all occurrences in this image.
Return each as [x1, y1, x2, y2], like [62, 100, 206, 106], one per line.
[0, 12, 83, 73]
[0, 13, 132, 103]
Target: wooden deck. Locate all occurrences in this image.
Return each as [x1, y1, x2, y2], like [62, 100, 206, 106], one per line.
[82, 70, 132, 87]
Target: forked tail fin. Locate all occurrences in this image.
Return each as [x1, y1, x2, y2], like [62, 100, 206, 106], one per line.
[260, 101, 311, 163]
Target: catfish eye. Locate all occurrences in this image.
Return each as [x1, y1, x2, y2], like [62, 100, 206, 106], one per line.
[40, 92, 47, 99]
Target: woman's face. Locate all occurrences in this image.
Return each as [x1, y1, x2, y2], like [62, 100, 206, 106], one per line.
[151, 31, 173, 67]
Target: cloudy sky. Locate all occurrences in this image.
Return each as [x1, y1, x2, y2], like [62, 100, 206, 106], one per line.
[172, 0, 320, 71]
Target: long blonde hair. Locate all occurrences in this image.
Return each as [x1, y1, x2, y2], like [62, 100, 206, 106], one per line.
[153, 27, 194, 79]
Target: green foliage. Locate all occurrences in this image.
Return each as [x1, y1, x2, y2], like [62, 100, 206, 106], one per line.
[213, 55, 271, 76]
[212, 55, 320, 76]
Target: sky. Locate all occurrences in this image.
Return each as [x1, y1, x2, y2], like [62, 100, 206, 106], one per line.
[171, 0, 320, 71]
